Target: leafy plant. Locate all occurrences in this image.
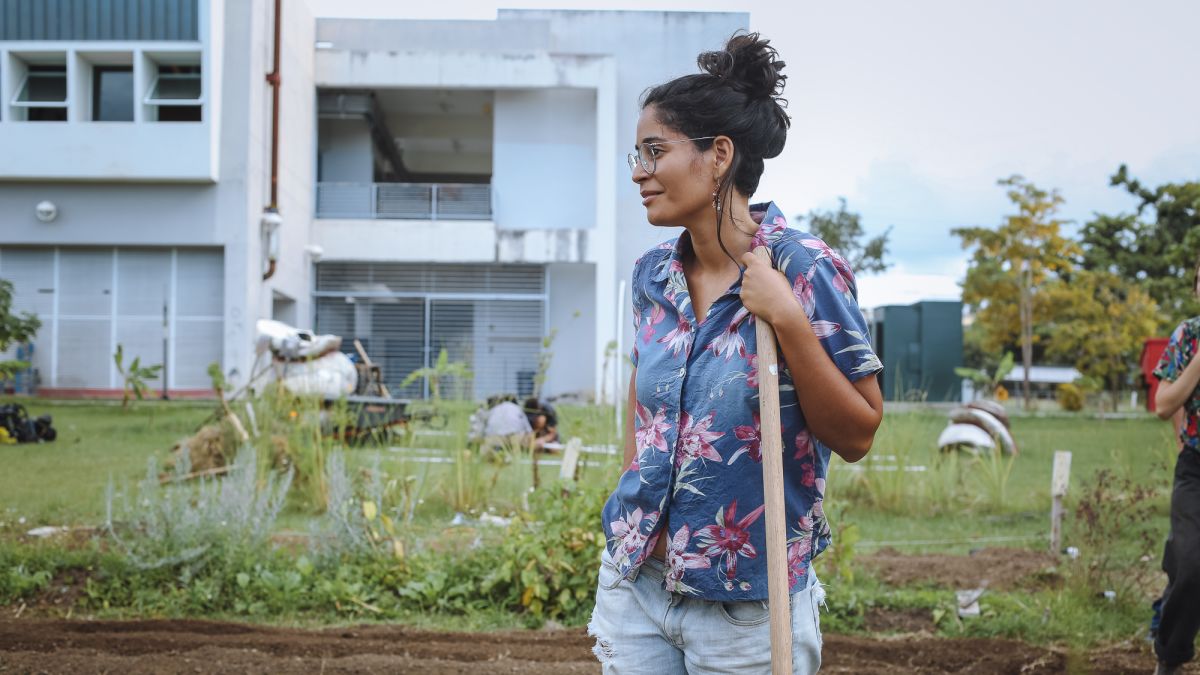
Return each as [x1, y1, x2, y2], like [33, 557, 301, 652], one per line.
[401, 348, 472, 400]
[0, 278, 42, 381]
[955, 351, 1015, 399]
[113, 344, 163, 409]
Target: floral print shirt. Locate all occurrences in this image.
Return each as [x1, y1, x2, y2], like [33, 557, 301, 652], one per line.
[601, 201, 883, 601]
[1154, 316, 1200, 452]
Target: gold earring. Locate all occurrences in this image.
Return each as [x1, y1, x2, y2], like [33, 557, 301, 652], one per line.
[712, 176, 722, 214]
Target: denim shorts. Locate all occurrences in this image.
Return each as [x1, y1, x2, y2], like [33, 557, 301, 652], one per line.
[588, 548, 823, 674]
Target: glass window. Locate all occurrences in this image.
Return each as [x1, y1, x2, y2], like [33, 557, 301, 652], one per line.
[16, 68, 67, 103]
[146, 65, 201, 122]
[93, 66, 134, 121]
[13, 66, 68, 122]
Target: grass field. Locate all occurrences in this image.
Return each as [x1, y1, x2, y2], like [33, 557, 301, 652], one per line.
[0, 398, 1178, 552]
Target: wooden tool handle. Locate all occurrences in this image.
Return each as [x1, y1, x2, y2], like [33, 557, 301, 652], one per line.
[752, 245, 793, 674]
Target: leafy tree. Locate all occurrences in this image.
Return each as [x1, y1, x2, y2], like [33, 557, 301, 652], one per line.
[952, 176, 1080, 408]
[1042, 270, 1162, 410]
[1079, 166, 1200, 326]
[797, 198, 892, 274]
[0, 279, 42, 380]
[400, 348, 472, 400]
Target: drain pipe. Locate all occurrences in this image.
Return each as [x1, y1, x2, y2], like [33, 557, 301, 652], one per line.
[262, 0, 282, 281]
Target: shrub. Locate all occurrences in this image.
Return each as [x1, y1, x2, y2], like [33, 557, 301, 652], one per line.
[105, 446, 292, 575]
[1057, 382, 1085, 411]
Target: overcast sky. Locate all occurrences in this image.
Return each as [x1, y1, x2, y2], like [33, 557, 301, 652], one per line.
[315, 0, 1200, 308]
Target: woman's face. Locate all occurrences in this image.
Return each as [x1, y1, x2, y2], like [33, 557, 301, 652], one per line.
[630, 105, 715, 227]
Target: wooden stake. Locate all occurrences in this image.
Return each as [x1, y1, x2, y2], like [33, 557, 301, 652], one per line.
[1050, 450, 1072, 553]
[752, 246, 793, 675]
[559, 437, 582, 482]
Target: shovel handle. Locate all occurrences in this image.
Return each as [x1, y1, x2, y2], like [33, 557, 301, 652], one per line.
[752, 245, 793, 674]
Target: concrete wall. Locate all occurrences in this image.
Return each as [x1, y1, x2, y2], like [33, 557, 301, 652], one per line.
[493, 88, 595, 231]
[317, 118, 372, 182]
[545, 262, 595, 398]
[501, 10, 749, 399]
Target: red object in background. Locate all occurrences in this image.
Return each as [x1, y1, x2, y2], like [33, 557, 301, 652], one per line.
[1142, 338, 1171, 412]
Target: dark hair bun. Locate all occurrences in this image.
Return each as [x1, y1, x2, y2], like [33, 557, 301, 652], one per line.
[698, 32, 786, 101]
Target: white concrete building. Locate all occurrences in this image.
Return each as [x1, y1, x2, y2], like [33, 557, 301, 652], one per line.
[0, 1, 745, 401]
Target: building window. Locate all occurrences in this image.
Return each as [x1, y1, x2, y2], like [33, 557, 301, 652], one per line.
[12, 66, 68, 121]
[92, 66, 134, 121]
[145, 65, 201, 122]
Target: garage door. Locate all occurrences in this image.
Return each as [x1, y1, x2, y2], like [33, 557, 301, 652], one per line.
[0, 247, 223, 391]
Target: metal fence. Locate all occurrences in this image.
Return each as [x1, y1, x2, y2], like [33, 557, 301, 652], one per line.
[316, 182, 492, 220]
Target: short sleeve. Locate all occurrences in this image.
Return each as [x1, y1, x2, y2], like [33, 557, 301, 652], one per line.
[1155, 322, 1190, 383]
[777, 235, 883, 383]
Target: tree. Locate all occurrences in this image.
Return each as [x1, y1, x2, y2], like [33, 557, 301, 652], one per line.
[797, 198, 892, 274]
[952, 176, 1080, 409]
[1079, 166, 1200, 326]
[1042, 270, 1162, 410]
[0, 279, 42, 380]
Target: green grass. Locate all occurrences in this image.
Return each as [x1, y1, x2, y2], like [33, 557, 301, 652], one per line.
[0, 399, 1180, 646]
[0, 400, 211, 524]
[0, 400, 1177, 549]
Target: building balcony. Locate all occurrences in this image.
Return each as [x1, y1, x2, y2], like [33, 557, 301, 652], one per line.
[315, 182, 491, 220]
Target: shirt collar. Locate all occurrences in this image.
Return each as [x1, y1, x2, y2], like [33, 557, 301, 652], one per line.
[651, 201, 786, 283]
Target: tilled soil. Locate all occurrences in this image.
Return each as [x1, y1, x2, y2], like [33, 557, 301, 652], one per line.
[860, 547, 1062, 591]
[0, 618, 1181, 674]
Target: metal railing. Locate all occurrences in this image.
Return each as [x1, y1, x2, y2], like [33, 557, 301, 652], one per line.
[316, 182, 492, 220]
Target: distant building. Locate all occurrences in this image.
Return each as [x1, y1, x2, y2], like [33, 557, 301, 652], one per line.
[868, 300, 963, 402]
[0, 2, 746, 400]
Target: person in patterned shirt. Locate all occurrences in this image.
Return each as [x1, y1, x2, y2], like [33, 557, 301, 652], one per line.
[1152, 258, 1200, 675]
[587, 33, 883, 674]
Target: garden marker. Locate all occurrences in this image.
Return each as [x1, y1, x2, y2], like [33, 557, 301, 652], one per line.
[751, 245, 793, 675]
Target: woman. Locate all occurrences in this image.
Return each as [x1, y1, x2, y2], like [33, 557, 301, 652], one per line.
[588, 33, 884, 674]
[1151, 258, 1200, 675]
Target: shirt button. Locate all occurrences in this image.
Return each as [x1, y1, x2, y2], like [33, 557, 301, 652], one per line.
[678, 367, 686, 376]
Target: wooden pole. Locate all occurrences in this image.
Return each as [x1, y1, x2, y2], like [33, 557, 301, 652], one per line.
[752, 246, 793, 674]
[1050, 450, 1072, 552]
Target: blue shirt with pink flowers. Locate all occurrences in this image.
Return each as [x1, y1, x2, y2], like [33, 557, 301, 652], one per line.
[601, 201, 883, 601]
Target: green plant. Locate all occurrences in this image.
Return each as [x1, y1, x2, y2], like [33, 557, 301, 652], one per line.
[401, 348, 472, 401]
[970, 446, 1017, 513]
[0, 278, 42, 381]
[481, 481, 608, 622]
[955, 351, 1015, 400]
[532, 327, 559, 400]
[113, 344, 163, 409]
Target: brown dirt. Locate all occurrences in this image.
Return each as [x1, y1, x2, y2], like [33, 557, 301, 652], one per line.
[861, 546, 1062, 591]
[0, 618, 1188, 674]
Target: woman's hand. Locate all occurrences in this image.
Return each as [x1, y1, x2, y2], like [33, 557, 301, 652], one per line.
[739, 250, 801, 326]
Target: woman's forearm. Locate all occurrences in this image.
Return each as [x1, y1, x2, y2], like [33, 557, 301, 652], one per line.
[771, 311, 883, 462]
[1157, 356, 1200, 420]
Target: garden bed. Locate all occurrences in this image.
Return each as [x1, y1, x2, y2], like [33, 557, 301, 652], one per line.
[0, 617, 1169, 674]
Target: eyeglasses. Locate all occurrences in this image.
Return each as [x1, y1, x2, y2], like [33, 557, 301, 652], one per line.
[626, 137, 716, 175]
